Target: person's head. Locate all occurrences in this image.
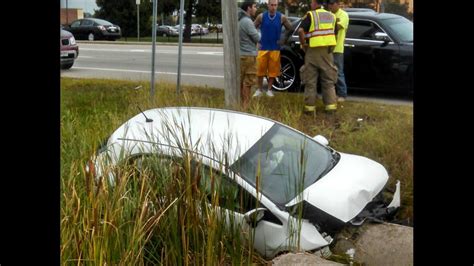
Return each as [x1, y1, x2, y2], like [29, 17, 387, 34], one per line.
[327, 0, 340, 13]
[310, 0, 322, 10]
[241, 1, 257, 17]
[267, 0, 278, 15]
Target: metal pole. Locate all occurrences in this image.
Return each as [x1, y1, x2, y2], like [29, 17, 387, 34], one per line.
[176, 0, 185, 94]
[137, 4, 140, 41]
[151, 0, 158, 99]
[66, 0, 69, 25]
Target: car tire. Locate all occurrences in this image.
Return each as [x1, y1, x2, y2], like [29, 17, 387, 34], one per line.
[61, 62, 74, 70]
[272, 54, 301, 92]
[88, 33, 95, 41]
[163, 33, 167, 37]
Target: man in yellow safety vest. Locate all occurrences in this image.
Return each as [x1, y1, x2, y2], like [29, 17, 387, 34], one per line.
[298, 0, 338, 114]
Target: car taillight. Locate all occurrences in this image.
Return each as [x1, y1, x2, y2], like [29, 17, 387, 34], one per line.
[98, 25, 106, 31]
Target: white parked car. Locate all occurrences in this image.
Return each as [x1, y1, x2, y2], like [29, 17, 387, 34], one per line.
[89, 107, 400, 258]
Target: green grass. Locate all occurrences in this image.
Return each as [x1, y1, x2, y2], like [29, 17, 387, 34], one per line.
[61, 77, 413, 264]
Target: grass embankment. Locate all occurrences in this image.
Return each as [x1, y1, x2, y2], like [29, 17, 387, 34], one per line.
[61, 77, 412, 264]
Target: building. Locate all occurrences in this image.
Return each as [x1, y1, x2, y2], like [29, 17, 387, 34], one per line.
[60, 8, 84, 25]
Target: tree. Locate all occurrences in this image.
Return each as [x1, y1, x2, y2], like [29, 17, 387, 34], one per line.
[384, 0, 411, 19]
[194, 0, 221, 23]
[96, 0, 138, 37]
[95, 0, 177, 37]
[183, 0, 194, 42]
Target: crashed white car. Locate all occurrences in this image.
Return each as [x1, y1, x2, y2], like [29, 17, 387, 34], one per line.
[90, 107, 400, 258]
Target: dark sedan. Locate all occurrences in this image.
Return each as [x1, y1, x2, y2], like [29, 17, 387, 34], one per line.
[275, 11, 413, 95]
[65, 18, 121, 41]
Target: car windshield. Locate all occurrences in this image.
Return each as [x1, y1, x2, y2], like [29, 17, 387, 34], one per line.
[383, 17, 413, 42]
[230, 124, 335, 206]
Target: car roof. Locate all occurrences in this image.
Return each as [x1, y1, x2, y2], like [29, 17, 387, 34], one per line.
[347, 12, 403, 21]
[343, 8, 377, 13]
[108, 107, 279, 164]
[83, 18, 113, 25]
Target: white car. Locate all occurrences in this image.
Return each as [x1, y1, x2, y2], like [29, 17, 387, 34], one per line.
[89, 107, 400, 258]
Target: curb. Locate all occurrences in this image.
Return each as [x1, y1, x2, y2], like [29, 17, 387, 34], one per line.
[76, 40, 223, 47]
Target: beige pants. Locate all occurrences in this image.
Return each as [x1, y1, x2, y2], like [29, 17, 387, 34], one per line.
[240, 56, 257, 108]
[301, 47, 337, 107]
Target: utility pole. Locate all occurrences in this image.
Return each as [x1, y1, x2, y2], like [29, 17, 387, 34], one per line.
[221, 0, 240, 108]
[66, 0, 69, 25]
[136, 0, 140, 42]
[176, 0, 185, 94]
[151, 0, 158, 99]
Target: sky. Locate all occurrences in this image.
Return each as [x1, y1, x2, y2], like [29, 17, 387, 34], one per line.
[60, 0, 99, 14]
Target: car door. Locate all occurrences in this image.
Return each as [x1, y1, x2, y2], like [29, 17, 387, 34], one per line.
[198, 164, 288, 258]
[69, 20, 82, 39]
[81, 19, 95, 38]
[344, 19, 401, 92]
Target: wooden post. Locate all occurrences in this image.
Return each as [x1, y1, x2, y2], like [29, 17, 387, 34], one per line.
[221, 0, 240, 109]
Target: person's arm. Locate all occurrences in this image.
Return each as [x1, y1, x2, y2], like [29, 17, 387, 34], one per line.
[298, 28, 307, 51]
[281, 15, 292, 31]
[298, 13, 311, 51]
[244, 19, 260, 44]
[254, 14, 262, 29]
[280, 15, 294, 44]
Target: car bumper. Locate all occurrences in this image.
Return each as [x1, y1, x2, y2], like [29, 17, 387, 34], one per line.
[60, 49, 78, 64]
[101, 31, 122, 39]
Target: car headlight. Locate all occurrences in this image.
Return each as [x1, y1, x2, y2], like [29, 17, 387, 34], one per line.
[69, 36, 76, 45]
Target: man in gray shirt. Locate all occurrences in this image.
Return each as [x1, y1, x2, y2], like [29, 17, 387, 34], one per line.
[238, 1, 260, 109]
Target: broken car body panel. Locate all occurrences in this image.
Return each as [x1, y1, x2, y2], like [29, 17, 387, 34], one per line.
[286, 153, 389, 222]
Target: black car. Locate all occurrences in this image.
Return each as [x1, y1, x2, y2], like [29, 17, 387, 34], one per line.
[275, 11, 413, 94]
[65, 18, 121, 41]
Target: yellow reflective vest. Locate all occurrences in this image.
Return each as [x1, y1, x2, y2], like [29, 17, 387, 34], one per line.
[305, 9, 336, 47]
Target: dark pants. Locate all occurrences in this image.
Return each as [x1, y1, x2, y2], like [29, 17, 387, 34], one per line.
[333, 53, 348, 98]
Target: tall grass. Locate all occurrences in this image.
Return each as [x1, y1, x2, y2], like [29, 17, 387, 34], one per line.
[61, 77, 413, 264]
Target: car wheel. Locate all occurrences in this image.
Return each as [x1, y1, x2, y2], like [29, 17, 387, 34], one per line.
[272, 54, 301, 92]
[88, 33, 95, 41]
[163, 33, 167, 37]
[61, 62, 74, 70]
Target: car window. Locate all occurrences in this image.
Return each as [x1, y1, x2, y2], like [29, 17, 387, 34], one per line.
[198, 163, 255, 213]
[81, 20, 94, 26]
[71, 21, 81, 28]
[198, 163, 282, 224]
[347, 20, 385, 40]
[230, 124, 333, 206]
[382, 17, 413, 43]
[93, 19, 113, 26]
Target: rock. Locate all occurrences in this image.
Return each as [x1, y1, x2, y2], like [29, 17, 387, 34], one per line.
[332, 222, 413, 266]
[272, 252, 344, 265]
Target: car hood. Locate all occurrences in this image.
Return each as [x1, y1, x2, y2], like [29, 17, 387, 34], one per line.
[61, 29, 73, 38]
[286, 152, 389, 222]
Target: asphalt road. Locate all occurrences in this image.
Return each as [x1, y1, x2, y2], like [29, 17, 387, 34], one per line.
[61, 42, 412, 106]
[62, 43, 225, 88]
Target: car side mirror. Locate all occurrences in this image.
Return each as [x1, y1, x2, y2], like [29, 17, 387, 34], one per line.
[244, 208, 267, 227]
[313, 135, 329, 146]
[375, 32, 391, 43]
